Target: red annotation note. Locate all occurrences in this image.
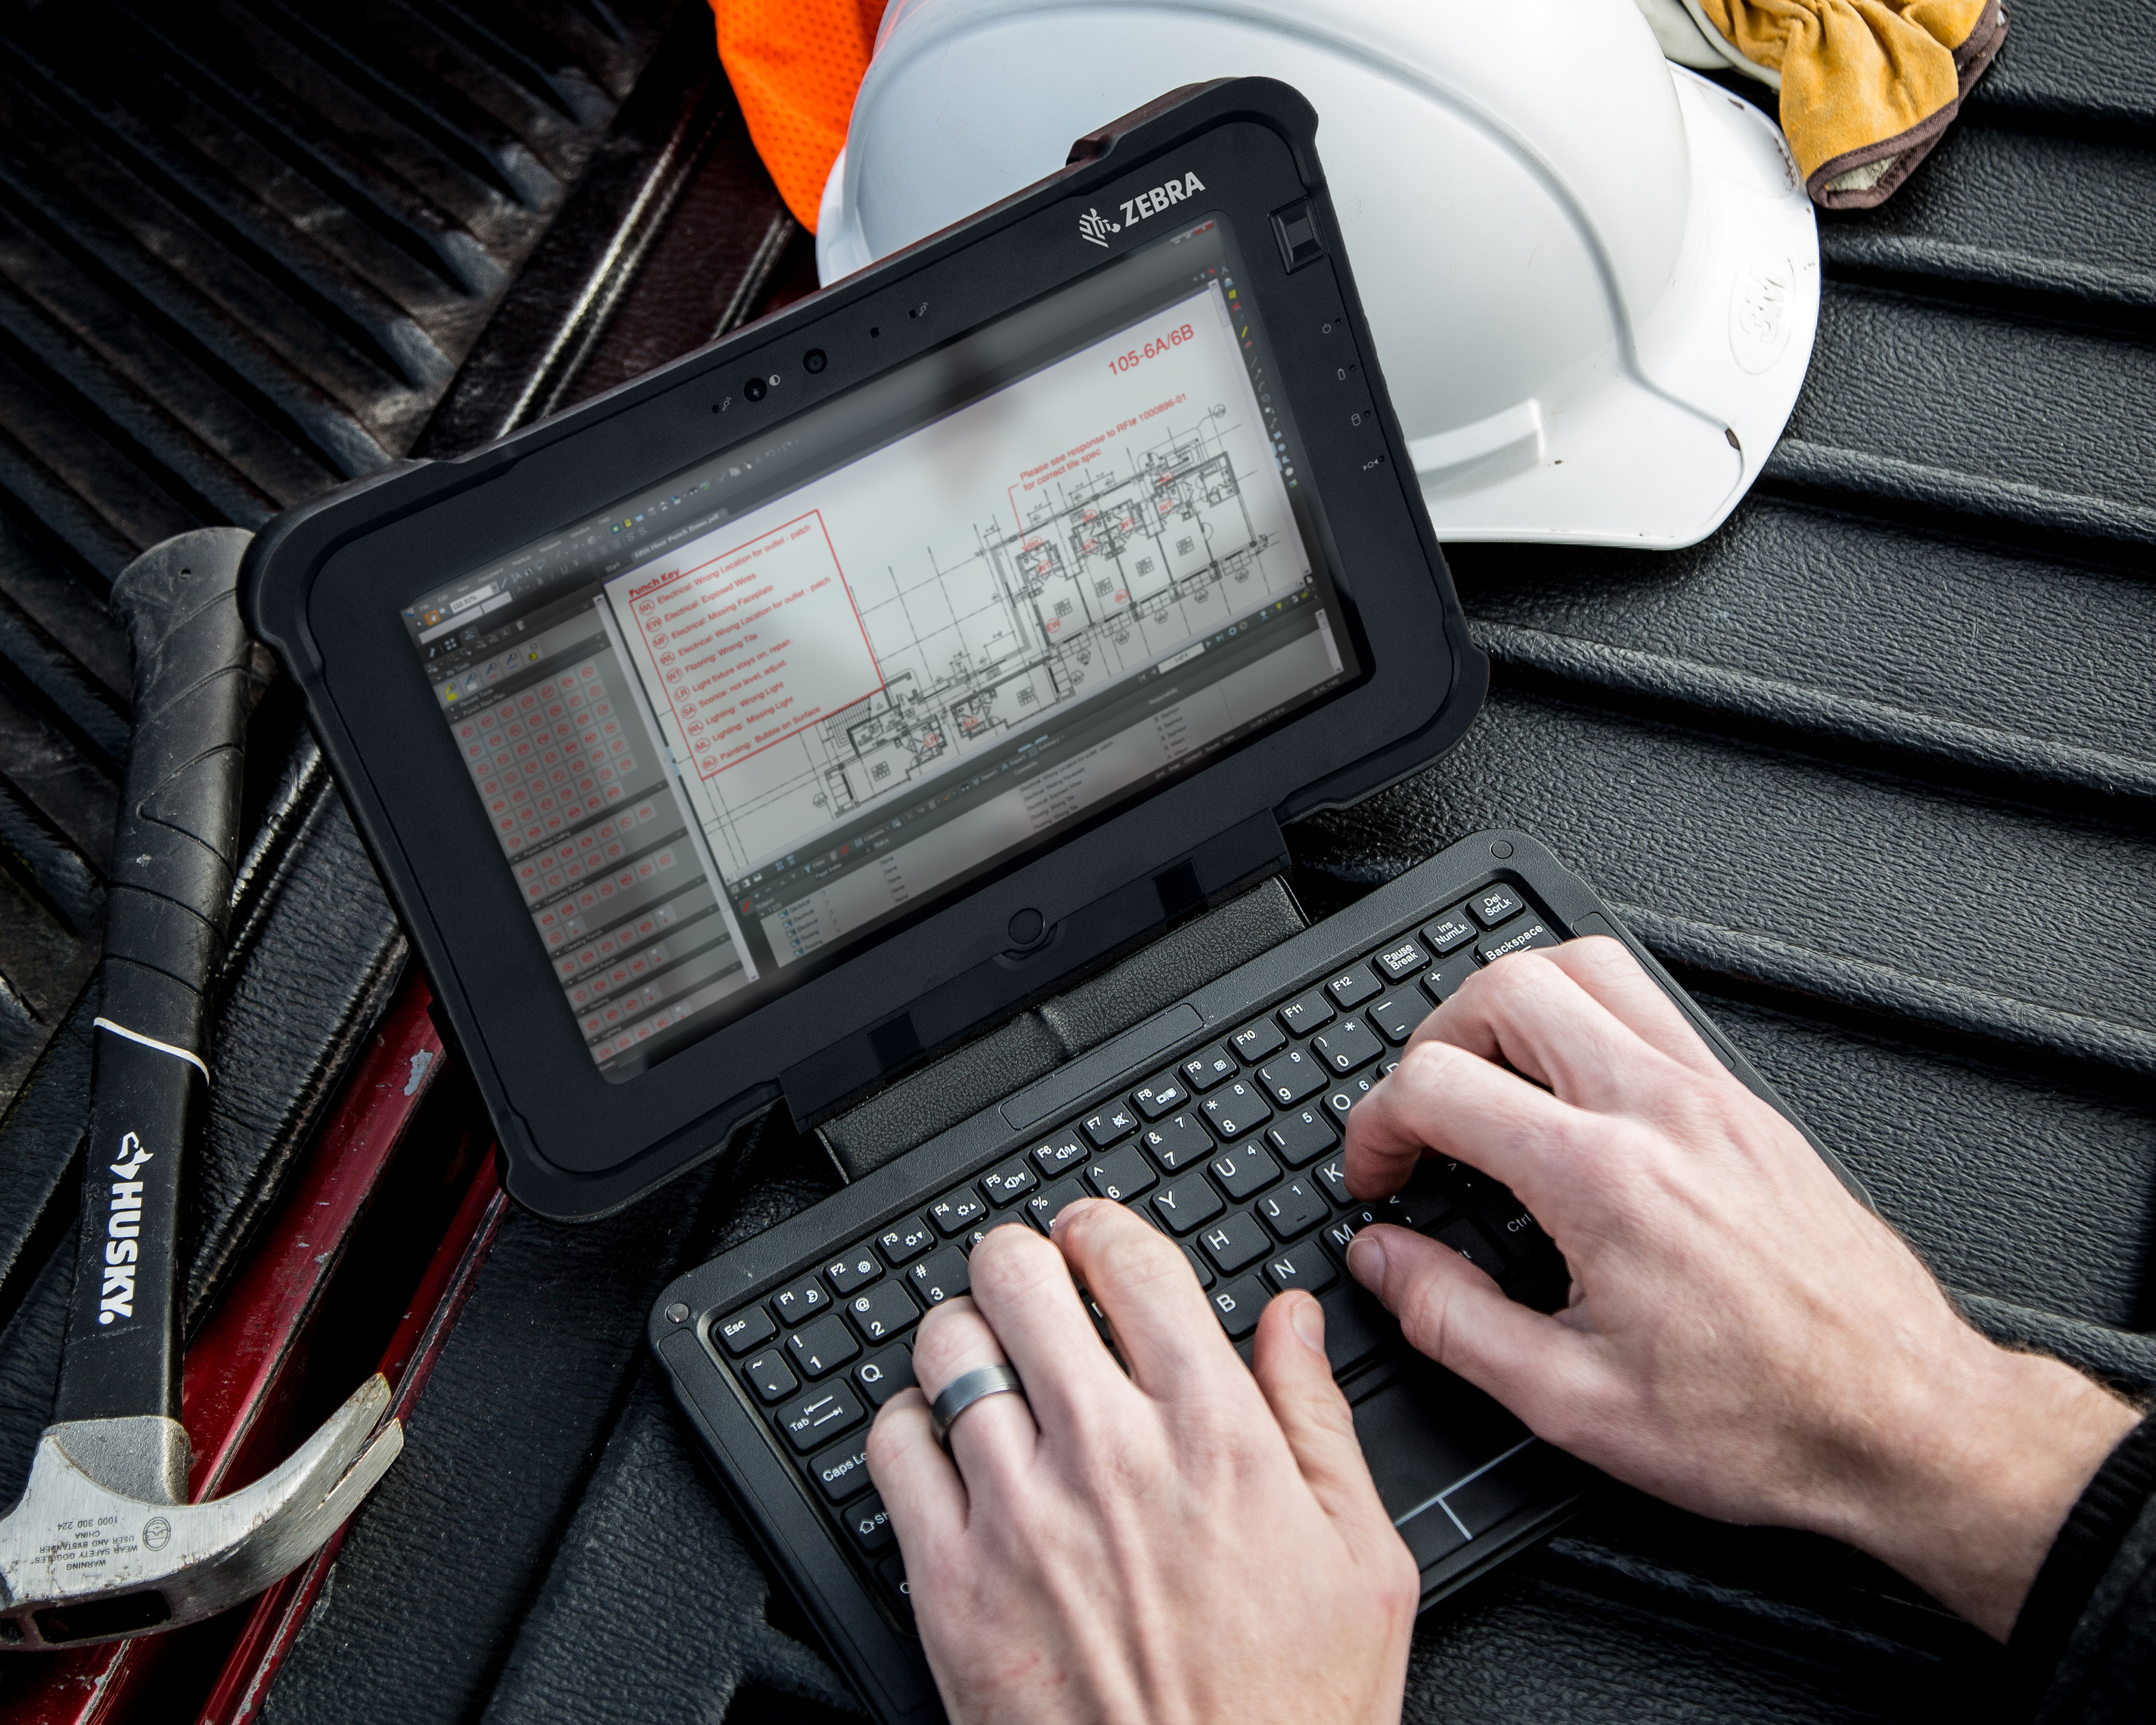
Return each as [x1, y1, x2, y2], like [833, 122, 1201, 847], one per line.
[625, 510, 882, 779]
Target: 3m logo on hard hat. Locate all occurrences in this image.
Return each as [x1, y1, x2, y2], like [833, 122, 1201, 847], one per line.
[1079, 172, 1206, 246]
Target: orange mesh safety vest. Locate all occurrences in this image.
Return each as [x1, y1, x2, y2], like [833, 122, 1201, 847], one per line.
[712, 0, 889, 231]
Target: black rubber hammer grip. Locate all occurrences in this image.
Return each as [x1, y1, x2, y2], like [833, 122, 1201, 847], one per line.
[58, 526, 258, 1426]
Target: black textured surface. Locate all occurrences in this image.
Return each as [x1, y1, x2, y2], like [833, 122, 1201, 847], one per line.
[0, 0, 686, 1112]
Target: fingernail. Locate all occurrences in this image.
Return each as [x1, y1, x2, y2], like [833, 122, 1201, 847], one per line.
[1347, 1231, 1386, 1290]
[1291, 1294, 1326, 1353]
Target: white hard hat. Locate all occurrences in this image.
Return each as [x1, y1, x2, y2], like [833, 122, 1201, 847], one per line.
[817, 0, 1819, 549]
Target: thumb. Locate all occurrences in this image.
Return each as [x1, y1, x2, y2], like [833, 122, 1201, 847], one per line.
[1249, 1291, 1395, 1537]
[1347, 1225, 1595, 1433]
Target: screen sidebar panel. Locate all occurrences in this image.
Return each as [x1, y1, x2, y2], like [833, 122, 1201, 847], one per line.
[401, 214, 1359, 1081]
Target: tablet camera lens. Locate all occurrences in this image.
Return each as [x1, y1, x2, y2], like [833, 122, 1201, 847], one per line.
[804, 349, 826, 373]
[743, 376, 767, 402]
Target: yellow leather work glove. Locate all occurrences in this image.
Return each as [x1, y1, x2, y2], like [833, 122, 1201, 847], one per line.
[1689, 0, 2008, 207]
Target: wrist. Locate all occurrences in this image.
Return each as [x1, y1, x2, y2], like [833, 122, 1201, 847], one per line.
[1816, 1330, 2140, 1640]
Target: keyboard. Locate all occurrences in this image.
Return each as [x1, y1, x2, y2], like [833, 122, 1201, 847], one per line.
[656, 834, 1838, 1723]
[689, 868, 1587, 1624]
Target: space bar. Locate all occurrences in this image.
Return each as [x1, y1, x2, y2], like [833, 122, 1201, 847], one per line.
[1000, 1004, 1203, 1131]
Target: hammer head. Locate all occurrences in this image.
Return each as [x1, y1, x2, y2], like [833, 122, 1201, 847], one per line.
[0, 1375, 402, 1650]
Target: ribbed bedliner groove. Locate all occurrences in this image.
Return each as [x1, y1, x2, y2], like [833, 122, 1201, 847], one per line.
[0, 0, 688, 1121]
[1477, 621, 2156, 810]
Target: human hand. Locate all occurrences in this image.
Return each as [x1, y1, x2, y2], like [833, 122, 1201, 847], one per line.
[1340, 935, 2139, 1640]
[866, 1200, 1420, 1725]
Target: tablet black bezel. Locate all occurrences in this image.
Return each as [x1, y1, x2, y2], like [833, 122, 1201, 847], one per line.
[243, 78, 1487, 1219]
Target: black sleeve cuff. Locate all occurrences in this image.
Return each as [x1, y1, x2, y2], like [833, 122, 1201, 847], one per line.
[2010, 1409, 2156, 1693]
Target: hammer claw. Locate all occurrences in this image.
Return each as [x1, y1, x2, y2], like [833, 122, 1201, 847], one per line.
[0, 1375, 404, 1651]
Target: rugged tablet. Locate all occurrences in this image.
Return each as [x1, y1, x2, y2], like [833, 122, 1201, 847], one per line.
[244, 79, 1485, 1219]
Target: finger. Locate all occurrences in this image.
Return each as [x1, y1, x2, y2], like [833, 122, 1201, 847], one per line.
[1536, 936, 1725, 1081]
[1347, 1225, 1600, 1435]
[868, 1387, 967, 1552]
[1249, 1292, 1395, 1534]
[1342, 1034, 1584, 1205]
[908, 1294, 1038, 1486]
[957, 1222, 1132, 1440]
[1417, 949, 1669, 1113]
[1051, 1199, 1246, 1400]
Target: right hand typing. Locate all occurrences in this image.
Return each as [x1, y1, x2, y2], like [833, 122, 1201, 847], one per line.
[1340, 935, 2138, 1639]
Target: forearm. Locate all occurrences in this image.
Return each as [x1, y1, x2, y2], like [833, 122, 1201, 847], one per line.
[1814, 1332, 2140, 1641]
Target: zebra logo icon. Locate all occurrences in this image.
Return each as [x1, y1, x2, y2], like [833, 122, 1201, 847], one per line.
[1077, 207, 1121, 247]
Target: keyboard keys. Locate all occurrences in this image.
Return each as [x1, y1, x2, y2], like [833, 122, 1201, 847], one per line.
[844, 1282, 920, 1344]
[1256, 1047, 1326, 1106]
[1319, 1283, 1391, 1375]
[1083, 1103, 1138, 1147]
[1198, 1212, 1271, 1273]
[1180, 1043, 1239, 1090]
[777, 1384, 865, 1451]
[735, 881, 1585, 1609]
[1257, 1177, 1328, 1240]
[1311, 1018, 1383, 1075]
[1030, 1131, 1091, 1177]
[1476, 920, 1561, 965]
[1433, 1218, 1505, 1275]
[807, 1433, 875, 1502]
[1210, 1142, 1280, 1200]
[1323, 1073, 1380, 1121]
[1086, 1145, 1156, 1202]
[1265, 1105, 1336, 1168]
[907, 1246, 971, 1305]
[714, 1306, 776, 1356]
[1210, 1275, 1268, 1337]
[1366, 992, 1429, 1043]
[1265, 1247, 1338, 1295]
[1422, 954, 1479, 1004]
[979, 1158, 1038, 1206]
[1200, 1081, 1271, 1139]
[771, 1278, 829, 1327]
[844, 1490, 897, 1553]
[877, 1555, 912, 1612]
[1422, 909, 1478, 955]
[824, 1249, 882, 1295]
[1325, 965, 1383, 1009]
[1149, 1174, 1225, 1235]
[787, 1314, 859, 1377]
[928, 1187, 988, 1234]
[1372, 938, 1428, 983]
[741, 1350, 798, 1403]
[1140, 1110, 1213, 1171]
[876, 1215, 936, 1265]
[855, 1345, 917, 1406]
[1467, 883, 1525, 928]
[1276, 990, 1334, 1036]
[1479, 1197, 1553, 1262]
[1130, 1074, 1189, 1119]
[1024, 1176, 1088, 1233]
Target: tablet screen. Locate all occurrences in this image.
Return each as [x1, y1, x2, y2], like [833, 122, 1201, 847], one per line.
[402, 214, 1360, 1077]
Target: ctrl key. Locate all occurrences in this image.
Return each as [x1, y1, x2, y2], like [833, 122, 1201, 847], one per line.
[877, 1555, 913, 1616]
[776, 1383, 865, 1452]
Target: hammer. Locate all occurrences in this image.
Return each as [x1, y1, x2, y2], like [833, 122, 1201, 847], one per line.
[0, 528, 402, 1651]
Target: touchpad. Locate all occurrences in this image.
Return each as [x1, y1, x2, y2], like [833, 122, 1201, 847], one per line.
[1352, 1363, 1576, 1569]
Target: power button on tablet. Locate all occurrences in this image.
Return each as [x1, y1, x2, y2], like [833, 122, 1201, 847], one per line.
[1007, 908, 1046, 948]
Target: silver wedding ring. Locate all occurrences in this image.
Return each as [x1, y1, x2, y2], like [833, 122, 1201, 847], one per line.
[929, 1363, 1026, 1447]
